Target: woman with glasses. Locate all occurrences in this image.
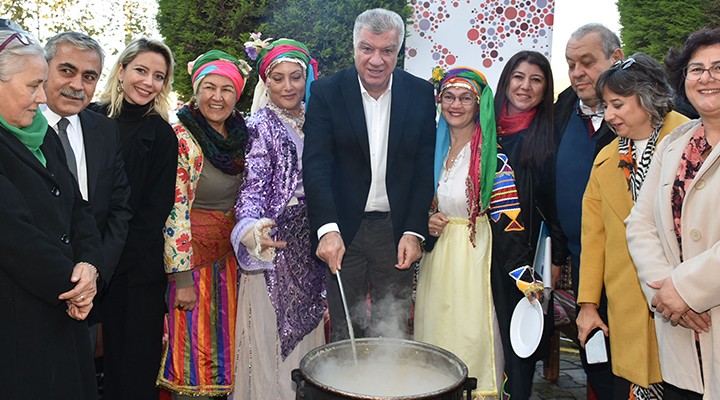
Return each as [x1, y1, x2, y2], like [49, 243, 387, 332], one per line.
[92, 38, 178, 400]
[576, 53, 688, 399]
[627, 28, 720, 399]
[414, 66, 538, 398]
[0, 29, 102, 399]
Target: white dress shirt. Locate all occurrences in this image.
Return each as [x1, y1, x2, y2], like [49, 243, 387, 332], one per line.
[316, 75, 394, 240]
[360, 74, 392, 212]
[578, 99, 604, 132]
[315, 75, 424, 242]
[41, 106, 89, 200]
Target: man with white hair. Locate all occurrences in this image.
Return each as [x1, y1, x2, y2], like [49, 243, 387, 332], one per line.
[304, 8, 436, 341]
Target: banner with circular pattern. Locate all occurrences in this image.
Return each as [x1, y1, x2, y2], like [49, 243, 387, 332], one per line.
[405, 0, 555, 90]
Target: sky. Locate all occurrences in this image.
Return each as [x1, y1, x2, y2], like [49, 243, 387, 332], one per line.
[550, 0, 622, 92]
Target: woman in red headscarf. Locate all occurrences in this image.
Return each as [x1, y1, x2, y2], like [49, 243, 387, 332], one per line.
[229, 35, 325, 400]
[157, 50, 251, 399]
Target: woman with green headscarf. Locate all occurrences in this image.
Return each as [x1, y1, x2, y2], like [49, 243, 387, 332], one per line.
[414, 66, 539, 398]
[157, 49, 251, 399]
[228, 34, 324, 400]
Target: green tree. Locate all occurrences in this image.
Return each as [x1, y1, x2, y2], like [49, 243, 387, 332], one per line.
[122, 1, 157, 44]
[1, 0, 100, 40]
[157, 0, 270, 110]
[1, 0, 157, 56]
[262, 0, 412, 78]
[1, 0, 35, 30]
[618, 0, 720, 62]
[708, 0, 720, 30]
[157, 0, 410, 111]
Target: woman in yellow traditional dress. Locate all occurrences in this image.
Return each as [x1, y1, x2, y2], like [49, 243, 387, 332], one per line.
[414, 66, 539, 399]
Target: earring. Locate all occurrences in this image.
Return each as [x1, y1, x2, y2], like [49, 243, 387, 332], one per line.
[117, 80, 123, 94]
[192, 101, 199, 110]
[231, 109, 238, 117]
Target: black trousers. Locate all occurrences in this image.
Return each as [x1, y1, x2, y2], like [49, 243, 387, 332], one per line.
[326, 214, 414, 341]
[102, 273, 167, 400]
[571, 254, 614, 400]
[664, 382, 703, 400]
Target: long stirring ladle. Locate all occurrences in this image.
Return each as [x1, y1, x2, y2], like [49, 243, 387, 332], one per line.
[336, 270, 358, 365]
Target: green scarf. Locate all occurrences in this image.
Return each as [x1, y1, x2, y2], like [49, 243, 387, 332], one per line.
[0, 111, 48, 166]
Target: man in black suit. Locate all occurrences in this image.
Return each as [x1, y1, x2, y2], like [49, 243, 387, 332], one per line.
[303, 8, 436, 341]
[41, 32, 132, 346]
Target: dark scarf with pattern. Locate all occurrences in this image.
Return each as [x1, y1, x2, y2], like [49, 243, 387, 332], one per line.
[177, 102, 248, 175]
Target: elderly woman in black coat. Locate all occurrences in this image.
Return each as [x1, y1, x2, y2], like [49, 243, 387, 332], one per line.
[0, 27, 103, 399]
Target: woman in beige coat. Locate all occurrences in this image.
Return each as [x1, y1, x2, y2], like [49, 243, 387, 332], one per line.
[627, 28, 720, 399]
[577, 53, 688, 399]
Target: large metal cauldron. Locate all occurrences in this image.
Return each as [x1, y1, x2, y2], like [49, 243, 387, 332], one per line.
[292, 338, 477, 400]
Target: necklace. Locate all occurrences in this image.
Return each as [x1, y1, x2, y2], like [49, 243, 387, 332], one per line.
[446, 139, 470, 165]
[443, 143, 467, 183]
[268, 102, 305, 138]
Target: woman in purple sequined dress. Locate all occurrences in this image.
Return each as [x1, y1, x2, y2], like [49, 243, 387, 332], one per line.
[230, 36, 324, 400]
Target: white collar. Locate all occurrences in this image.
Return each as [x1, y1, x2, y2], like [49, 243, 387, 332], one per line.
[40, 104, 80, 129]
[358, 73, 393, 97]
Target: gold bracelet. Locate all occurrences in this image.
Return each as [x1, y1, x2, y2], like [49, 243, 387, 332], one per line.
[522, 282, 544, 297]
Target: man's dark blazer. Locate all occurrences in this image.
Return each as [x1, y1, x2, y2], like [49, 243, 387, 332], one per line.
[77, 109, 132, 287]
[303, 66, 436, 247]
[0, 125, 103, 400]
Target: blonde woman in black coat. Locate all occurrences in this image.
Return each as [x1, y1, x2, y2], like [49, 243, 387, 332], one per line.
[92, 38, 177, 400]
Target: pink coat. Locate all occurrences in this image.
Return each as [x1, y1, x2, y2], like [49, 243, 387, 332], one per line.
[627, 119, 720, 398]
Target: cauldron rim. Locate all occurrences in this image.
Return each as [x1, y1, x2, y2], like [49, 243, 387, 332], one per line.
[298, 337, 469, 399]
